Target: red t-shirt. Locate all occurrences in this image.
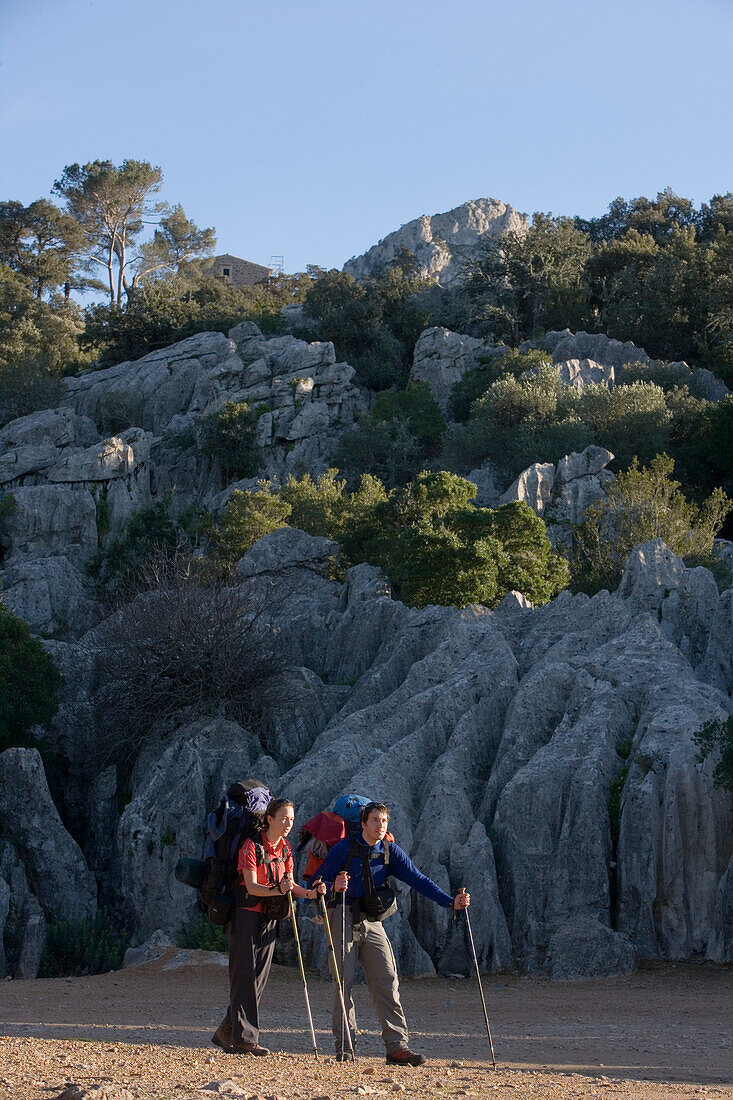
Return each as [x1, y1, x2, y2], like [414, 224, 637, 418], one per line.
[237, 831, 294, 913]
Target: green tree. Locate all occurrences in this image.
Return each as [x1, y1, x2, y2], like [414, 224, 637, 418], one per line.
[571, 454, 731, 595]
[0, 598, 62, 752]
[464, 213, 592, 342]
[130, 203, 216, 286]
[200, 401, 264, 482]
[0, 198, 91, 298]
[332, 417, 424, 488]
[53, 160, 167, 304]
[212, 483, 292, 569]
[341, 471, 568, 608]
[372, 382, 444, 447]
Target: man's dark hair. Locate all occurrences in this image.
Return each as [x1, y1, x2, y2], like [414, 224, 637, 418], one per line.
[361, 801, 390, 825]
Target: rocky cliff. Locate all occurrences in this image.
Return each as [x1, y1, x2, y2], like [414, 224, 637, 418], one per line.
[343, 199, 527, 287]
[1, 531, 731, 979]
[1, 313, 731, 982]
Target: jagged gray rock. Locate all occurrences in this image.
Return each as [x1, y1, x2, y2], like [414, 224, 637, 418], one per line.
[344, 199, 527, 287]
[554, 358, 616, 390]
[499, 462, 555, 515]
[122, 928, 174, 967]
[410, 327, 504, 416]
[0, 748, 96, 924]
[114, 718, 269, 940]
[706, 853, 733, 962]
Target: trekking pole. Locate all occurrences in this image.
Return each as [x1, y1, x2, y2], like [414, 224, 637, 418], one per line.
[288, 891, 319, 1062]
[319, 893, 356, 1062]
[459, 887, 497, 1070]
[340, 890, 346, 1057]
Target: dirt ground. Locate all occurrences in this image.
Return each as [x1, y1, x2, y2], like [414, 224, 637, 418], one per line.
[1, 951, 732, 1100]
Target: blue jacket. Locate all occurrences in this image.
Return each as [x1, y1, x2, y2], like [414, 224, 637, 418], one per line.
[310, 832, 453, 909]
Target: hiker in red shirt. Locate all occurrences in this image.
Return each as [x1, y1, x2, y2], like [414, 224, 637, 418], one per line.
[214, 797, 325, 1055]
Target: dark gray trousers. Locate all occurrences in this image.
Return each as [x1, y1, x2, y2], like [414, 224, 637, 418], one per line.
[224, 906, 277, 1048]
[328, 904, 409, 1054]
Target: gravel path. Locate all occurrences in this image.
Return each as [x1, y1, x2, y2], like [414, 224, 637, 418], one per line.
[1, 954, 731, 1099]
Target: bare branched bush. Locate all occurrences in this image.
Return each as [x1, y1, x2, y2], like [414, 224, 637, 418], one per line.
[87, 552, 288, 768]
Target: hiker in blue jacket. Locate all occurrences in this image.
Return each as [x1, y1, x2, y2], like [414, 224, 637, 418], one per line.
[310, 800, 470, 1066]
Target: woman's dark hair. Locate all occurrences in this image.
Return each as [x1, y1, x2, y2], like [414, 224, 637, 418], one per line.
[265, 797, 294, 821]
[360, 801, 390, 825]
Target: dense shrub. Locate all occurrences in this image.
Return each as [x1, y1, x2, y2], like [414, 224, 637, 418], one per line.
[302, 256, 431, 390]
[211, 468, 566, 609]
[211, 483, 292, 568]
[94, 389, 144, 435]
[332, 417, 424, 488]
[0, 354, 64, 427]
[200, 400, 264, 481]
[443, 366, 591, 474]
[83, 273, 312, 366]
[372, 382, 444, 447]
[571, 454, 731, 595]
[39, 909, 130, 977]
[0, 598, 62, 752]
[340, 471, 568, 608]
[450, 348, 552, 421]
[176, 913, 228, 952]
[88, 495, 183, 596]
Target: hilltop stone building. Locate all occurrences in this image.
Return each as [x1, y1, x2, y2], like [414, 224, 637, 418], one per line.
[204, 254, 272, 287]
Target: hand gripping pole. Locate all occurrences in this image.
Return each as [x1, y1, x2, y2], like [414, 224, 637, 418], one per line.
[319, 894, 356, 1062]
[460, 887, 497, 1069]
[288, 891, 319, 1061]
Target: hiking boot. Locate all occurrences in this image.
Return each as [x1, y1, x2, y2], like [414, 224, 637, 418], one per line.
[386, 1048, 427, 1067]
[212, 1021, 233, 1052]
[335, 1050, 355, 1062]
[232, 1043, 270, 1056]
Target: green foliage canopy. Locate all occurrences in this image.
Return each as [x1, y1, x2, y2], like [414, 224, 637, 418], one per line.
[0, 597, 62, 752]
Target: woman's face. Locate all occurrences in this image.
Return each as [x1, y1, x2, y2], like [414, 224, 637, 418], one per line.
[268, 805, 294, 839]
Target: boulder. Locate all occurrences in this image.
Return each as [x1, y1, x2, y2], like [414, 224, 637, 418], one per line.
[0, 555, 99, 637]
[122, 928, 174, 967]
[0, 748, 96, 923]
[555, 445, 614, 484]
[46, 437, 136, 482]
[0, 484, 97, 564]
[465, 461, 502, 507]
[555, 358, 615, 390]
[0, 407, 98, 449]
[236, 527, 339, 579]
[618, 539, 720, 666]
[545, 917, 636, 979]
[410, 327, 500, 416]
[344, 198, 528, 288]
[114, 718, 265, 940]
[499, 462, 555, 515]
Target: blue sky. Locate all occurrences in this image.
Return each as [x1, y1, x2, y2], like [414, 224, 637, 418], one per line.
[1, 0, 732, 276]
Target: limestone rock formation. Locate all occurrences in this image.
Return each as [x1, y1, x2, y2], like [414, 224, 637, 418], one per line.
[0, 748, 96, 940]
[409, 326, 729, 422]
[344, 199, 527, 288]
[410, 327, 504, 416]
[498, 445, 615, 544]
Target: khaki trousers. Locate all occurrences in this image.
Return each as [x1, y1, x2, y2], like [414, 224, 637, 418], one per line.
[328, 903, 409, 1054]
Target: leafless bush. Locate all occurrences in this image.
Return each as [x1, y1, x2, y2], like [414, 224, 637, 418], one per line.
[87, 552, 289, 768]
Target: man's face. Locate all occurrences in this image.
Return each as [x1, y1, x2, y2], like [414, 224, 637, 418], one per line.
[362, 809, 389, 846]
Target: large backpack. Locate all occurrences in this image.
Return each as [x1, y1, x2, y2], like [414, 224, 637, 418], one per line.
[176, 779, 290, 926]
[298, 794, 372, 881]
[298, 794, 397, 921]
